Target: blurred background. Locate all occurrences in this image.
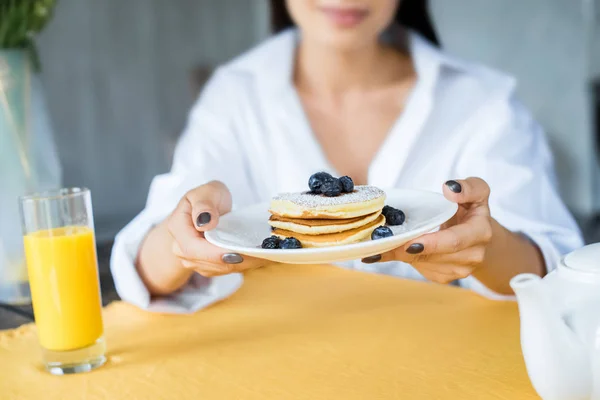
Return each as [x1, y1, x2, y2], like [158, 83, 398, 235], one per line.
[32, 0, 600, 244]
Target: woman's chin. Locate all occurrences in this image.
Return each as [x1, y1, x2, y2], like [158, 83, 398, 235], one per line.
[311, 31, 378, 52]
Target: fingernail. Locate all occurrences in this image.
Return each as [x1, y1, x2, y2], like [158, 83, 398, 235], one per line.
[196, 212, 211, 227]
[361, 254, 382, 264]
[222, 253, 243, 264]
[406, 243, 424, 254]
[445, 180, 462, 193]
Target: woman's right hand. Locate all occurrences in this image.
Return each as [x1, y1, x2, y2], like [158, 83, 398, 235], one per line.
[166, 180, 265, 277]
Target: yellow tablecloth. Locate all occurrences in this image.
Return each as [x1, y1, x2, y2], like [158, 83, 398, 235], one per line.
[0, 264, 538, 399]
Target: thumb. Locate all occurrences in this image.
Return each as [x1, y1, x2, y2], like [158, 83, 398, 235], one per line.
[442, 177, 490, 206]
[186, 181, 232, 232]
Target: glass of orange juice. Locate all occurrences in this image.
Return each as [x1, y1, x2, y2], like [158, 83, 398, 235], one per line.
[19, 187, 106, 375]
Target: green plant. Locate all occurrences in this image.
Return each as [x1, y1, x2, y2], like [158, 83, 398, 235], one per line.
[0, 0, 57, 69]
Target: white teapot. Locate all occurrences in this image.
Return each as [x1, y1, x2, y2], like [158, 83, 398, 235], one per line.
[510, 243, 600, 400]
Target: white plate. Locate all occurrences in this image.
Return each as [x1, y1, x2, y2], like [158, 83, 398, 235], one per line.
[205, 189, 458, 265]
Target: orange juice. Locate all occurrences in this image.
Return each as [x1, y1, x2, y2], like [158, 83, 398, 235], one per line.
[23, 226, 103, 351]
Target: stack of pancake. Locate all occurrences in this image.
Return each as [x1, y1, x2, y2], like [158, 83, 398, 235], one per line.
[268, 186, 386, 248]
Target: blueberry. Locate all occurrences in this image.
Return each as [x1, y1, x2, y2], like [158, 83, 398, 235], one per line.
[371, 226, 394, 240]
[382, 205, 393, 216]
[261, 236, 281, 249]
[382, 206, 405, 226]
[280, 237, 302, 249]
[308, 172, 333, 194]
[339, 176, 354, 193]
[385, 209, 405, 226]
[320, 178, 343, 197]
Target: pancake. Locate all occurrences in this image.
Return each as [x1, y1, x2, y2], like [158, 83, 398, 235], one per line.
[270, 185, 386, 219]
[273, 214, 386, 248]
[270, 212, 376, 226]
[269, 211, 382, 235]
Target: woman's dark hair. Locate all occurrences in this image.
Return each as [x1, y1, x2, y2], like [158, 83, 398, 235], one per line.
[270, 0, 439, 46]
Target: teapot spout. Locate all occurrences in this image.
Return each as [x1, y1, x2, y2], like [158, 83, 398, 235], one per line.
[510, 274, 591, 400]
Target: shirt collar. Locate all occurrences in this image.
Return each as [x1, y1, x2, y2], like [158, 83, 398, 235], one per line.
[256, 29, 298, 97]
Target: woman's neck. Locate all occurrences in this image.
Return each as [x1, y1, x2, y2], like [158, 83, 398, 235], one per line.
[294, 37, 412, 97]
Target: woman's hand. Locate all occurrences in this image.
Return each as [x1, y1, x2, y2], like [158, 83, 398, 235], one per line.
[379, 178, 493, 283]
[362, 177, 545, 293]
[167, 181, 265, 277]
[137, 181, 265, 295]
[363, 178, 491, 283]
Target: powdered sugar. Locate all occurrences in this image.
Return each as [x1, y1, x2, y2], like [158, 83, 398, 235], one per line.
[273, 185, 385, 208]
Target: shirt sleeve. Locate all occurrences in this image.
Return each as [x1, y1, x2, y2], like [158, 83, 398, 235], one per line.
[453, 94, 584, 300]
[110, 69, 256, 313]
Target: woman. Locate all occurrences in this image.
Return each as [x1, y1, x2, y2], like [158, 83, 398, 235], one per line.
[111, 0, 582, 312]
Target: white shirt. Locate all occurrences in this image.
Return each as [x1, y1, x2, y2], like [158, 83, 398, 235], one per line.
[110, 29, 583, 313]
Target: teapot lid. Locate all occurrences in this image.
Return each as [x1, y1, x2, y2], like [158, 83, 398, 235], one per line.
[563, 243, 600, 272]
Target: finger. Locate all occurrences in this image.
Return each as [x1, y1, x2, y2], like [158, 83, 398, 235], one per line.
[168, 198, 208, 259]
[196, 256, 266, 277]
[378, 217, 492, 262]
[172, 240, 212, 262]
[172, 239, 259, 267]
[439, 212, 459, 230]
[413, 264, 461, 285]
[418, 246, 486, 267]
[408, 216, 492, 256]
[167, 182, 231, 261]
[443, 177, 490, 207]
[360, 249, 453, 276]
[180, 258, 220, 270]
[179, 252, 266, 277]
[366, 253, 476, 282]
[376, 244, 487, 267]
[186, 181, 232, 232]
[414, 262, 475, 283]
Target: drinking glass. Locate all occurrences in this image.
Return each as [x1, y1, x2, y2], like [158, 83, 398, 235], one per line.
[19, 187, 106, 375]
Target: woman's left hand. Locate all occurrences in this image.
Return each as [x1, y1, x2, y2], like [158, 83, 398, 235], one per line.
[363, 178, 494, 284]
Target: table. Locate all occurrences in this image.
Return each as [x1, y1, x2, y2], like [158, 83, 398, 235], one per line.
[0, 264, 539, 399]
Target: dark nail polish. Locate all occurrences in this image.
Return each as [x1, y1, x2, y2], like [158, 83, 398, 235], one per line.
[196, 212, 211, 227]
[222, 253, 243, 264]
[362, 254, 382, 264]
[445, 180, 462, 193]
[406, 243, 424, 254]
